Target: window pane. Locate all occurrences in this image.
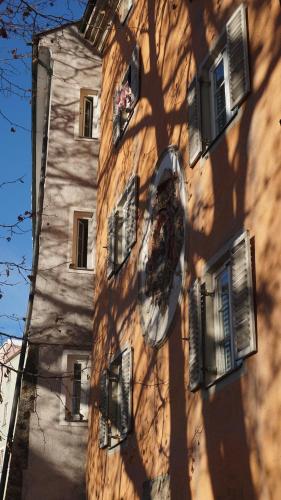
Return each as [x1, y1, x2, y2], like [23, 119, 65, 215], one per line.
[72, 363, 82, 415]
[213, 59, 227, 134]
[83, 97, 93, 138]
[77, 219, 88, 268]
[216, 266, 232, 373]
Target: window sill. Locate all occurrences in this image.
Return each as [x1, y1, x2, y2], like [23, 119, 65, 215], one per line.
[202, 360, 245, 397]
[74, 136, 99, 142]
[200, 107, 241, 165]
[68, 265, 95, 275]
[59, 419, 88, 427]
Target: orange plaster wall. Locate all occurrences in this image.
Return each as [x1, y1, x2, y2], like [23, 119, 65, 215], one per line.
[87, 1, 281, 499]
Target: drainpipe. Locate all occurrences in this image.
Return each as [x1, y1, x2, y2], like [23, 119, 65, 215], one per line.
[0, 39, 52, 500]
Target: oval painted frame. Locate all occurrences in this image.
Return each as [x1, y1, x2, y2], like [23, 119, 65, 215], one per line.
[138, 146, 186, 348]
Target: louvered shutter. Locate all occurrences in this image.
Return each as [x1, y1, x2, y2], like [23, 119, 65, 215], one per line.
[231, 231, 256, 361]
[80, 358, 90, 421]
[113, 89, 121, 145]
[188, 77, 202, 167]
[99, 369, 109, 449]
[124, 176, 138, 256]
[226, 4, 250, 110]
[119, 347, 133, 439]
[107, 213, 116, 278]
[189, 280, 203, 392]
[130, 45, 140, 108]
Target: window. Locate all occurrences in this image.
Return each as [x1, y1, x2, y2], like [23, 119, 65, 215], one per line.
[99, 346, 133, 449]
[113, 46, 140, 145]
[79, 90, 100, 139]
[189, 231, 256, 391]
[188, 4, 250, 166]
[107, 176, 138, 278]
[62, 352, 91, 422]
[71, 211, 94, 270]
[118, 0, 133, 23]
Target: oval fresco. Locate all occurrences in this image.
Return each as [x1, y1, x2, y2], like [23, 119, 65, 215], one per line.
[139, 147, 186, 347]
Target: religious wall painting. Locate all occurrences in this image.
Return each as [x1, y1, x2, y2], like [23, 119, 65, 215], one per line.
[139, 148, 186, 347]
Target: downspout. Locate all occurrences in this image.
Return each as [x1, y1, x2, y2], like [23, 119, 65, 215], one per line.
[0, 39, 53, 500]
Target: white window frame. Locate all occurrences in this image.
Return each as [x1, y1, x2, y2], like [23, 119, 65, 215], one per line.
[60, 350, 91, 426]
[77, 89, 100, 140]
[188, 4, 250, 167]
[210, 50, 234, 140]
[189, 231, 256, 392]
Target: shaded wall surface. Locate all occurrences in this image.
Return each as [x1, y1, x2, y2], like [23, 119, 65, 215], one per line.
[87, 1, 281, 499]
[7, 25, 101, 500]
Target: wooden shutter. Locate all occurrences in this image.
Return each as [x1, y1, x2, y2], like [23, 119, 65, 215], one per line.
[119, 347, 133, 439]
[99, 369, 109, 449]
[119, 0, 133, 23]
[187, 77, 202, 167]
[231, 231, 256, 361]
[226, 4, 250, 109]
[200, 77, 212, 148]
[80, 358, 90, 421]
[130, 45, 140, 108]
[124, 176, 138, 256]
[113, 89, 121, 145]
[107, 213, 116, 278]
[189, 280, 203, 392]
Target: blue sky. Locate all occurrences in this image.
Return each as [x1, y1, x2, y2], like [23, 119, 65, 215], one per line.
[0, 1, 85, 339]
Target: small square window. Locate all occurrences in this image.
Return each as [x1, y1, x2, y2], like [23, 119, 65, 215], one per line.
[62, 352, 91, 423]
[79, 90, 100, 139]
[71, 211, 94, 270]
[99, 346, 133, 449]
[189, 231, 257, 391]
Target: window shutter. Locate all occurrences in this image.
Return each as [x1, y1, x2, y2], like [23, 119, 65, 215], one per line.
[107, 213, 116, 278]
[231, 231, 256, 361]
[99, 369, 109, 449]
[187, 77, 202, 167]
[120, 347, 133, 439]
[80, 359, 90, 421]
[130, 45, 140, 108]
[113, 89, 121, 145]
[226, 4, 250, 110]
[119, 0, 133, 23]
[87, 214, 95, 269]
[200, 78, 212, 148]
[124, 176, 138, 256]
[92, 94, 100, 139]
[188, 280, 203, 392]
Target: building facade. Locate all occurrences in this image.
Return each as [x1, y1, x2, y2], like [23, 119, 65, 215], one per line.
[81, 1, 281, 499]
[5, 24, 101, 500]
[0, 341, 21, 479]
